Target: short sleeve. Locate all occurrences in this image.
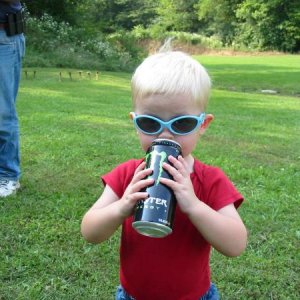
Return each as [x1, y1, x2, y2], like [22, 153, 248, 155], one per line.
[204, 167, 243, 211]
[192, 160, 244, 211]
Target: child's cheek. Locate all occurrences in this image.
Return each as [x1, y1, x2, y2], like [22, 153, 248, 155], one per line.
[139, 134, 155, 152]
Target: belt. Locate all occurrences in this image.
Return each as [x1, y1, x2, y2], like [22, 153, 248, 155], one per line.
[0, 23, 7, 29]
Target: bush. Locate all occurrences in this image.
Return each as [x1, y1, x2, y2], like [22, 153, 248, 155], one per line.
[131, 26, 223, 49]
[24, 12, 144, 71]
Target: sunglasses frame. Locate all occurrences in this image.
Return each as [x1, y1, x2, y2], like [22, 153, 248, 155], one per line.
[132, 112, 206, 135]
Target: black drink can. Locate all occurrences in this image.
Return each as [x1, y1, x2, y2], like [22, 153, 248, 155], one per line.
[132, 139, 182, 238]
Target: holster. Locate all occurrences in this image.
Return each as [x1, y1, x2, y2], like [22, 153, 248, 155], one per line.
[5, 10, 25, 36]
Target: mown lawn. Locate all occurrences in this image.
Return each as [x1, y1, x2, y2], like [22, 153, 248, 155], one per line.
[0, 54, 299, 299]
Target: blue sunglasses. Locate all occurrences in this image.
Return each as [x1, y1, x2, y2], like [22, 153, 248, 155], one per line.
[132, 113, 206, 135]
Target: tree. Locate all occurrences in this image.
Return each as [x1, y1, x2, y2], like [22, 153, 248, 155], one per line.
[24, 0, 300, 52]
[195, 0, 243, 44]
[156, 0, 201, 32]
[76, 0, 159, 33]
[235, 0, 300, 52]
[24, 0, 84, 24]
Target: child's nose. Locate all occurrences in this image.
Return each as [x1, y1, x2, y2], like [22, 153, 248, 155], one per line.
[158, 127, 174, 140]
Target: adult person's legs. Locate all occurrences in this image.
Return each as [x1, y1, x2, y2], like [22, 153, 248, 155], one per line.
[0, 29, 25, 197]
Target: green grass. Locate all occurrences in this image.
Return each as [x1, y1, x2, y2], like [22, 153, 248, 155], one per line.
[0, 54, 299, 299]
[197, 55, 300, 96]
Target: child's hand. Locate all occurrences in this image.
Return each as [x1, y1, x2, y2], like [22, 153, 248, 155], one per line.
[160, 155, 199, 214]
[119, 161, 154, 218]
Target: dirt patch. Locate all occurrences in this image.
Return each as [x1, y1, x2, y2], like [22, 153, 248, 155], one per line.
[137, 39, 286, 56]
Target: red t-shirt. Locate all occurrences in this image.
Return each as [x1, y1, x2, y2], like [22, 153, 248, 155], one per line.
[102, 159, 243, 300]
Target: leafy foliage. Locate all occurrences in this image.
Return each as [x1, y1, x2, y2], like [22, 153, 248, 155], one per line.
[235, 0, 300, 52]
[155, 0, 201, 32]
[24, 0, 85, 24]
[195, 0, 243, 45]
[69, 0, 159, 33]
[24, 0, 300, 65]
[24, 12, 145, 71]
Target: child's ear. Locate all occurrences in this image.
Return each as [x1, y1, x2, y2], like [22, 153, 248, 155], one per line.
[129, 112, 139, 134]
[200, 114, 214, 134]
[129, 112, 135, 120]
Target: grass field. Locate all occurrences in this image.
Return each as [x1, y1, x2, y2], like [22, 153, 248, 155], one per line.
[0, 55, 299, 299]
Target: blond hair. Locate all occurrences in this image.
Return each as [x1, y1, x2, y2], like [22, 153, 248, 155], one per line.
[131, 51, 211, 110]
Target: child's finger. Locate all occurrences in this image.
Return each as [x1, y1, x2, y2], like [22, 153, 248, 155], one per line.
[124, 192, 149, 204]
[132, 177, 154, 192]
[168, 155, 187, 175]
[132, 167, 152, 183]
[163, 160, 180, 175]
[134, 161, 146, 174]
[159, 177, 177, 189]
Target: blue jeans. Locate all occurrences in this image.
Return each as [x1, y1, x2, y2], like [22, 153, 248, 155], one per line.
[115, 283, 220, 300]
[0, 29, 25, 180]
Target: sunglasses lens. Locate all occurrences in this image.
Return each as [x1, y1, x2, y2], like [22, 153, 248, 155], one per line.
[172, 117, 198, 134]
[136, 117, 161, 134]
